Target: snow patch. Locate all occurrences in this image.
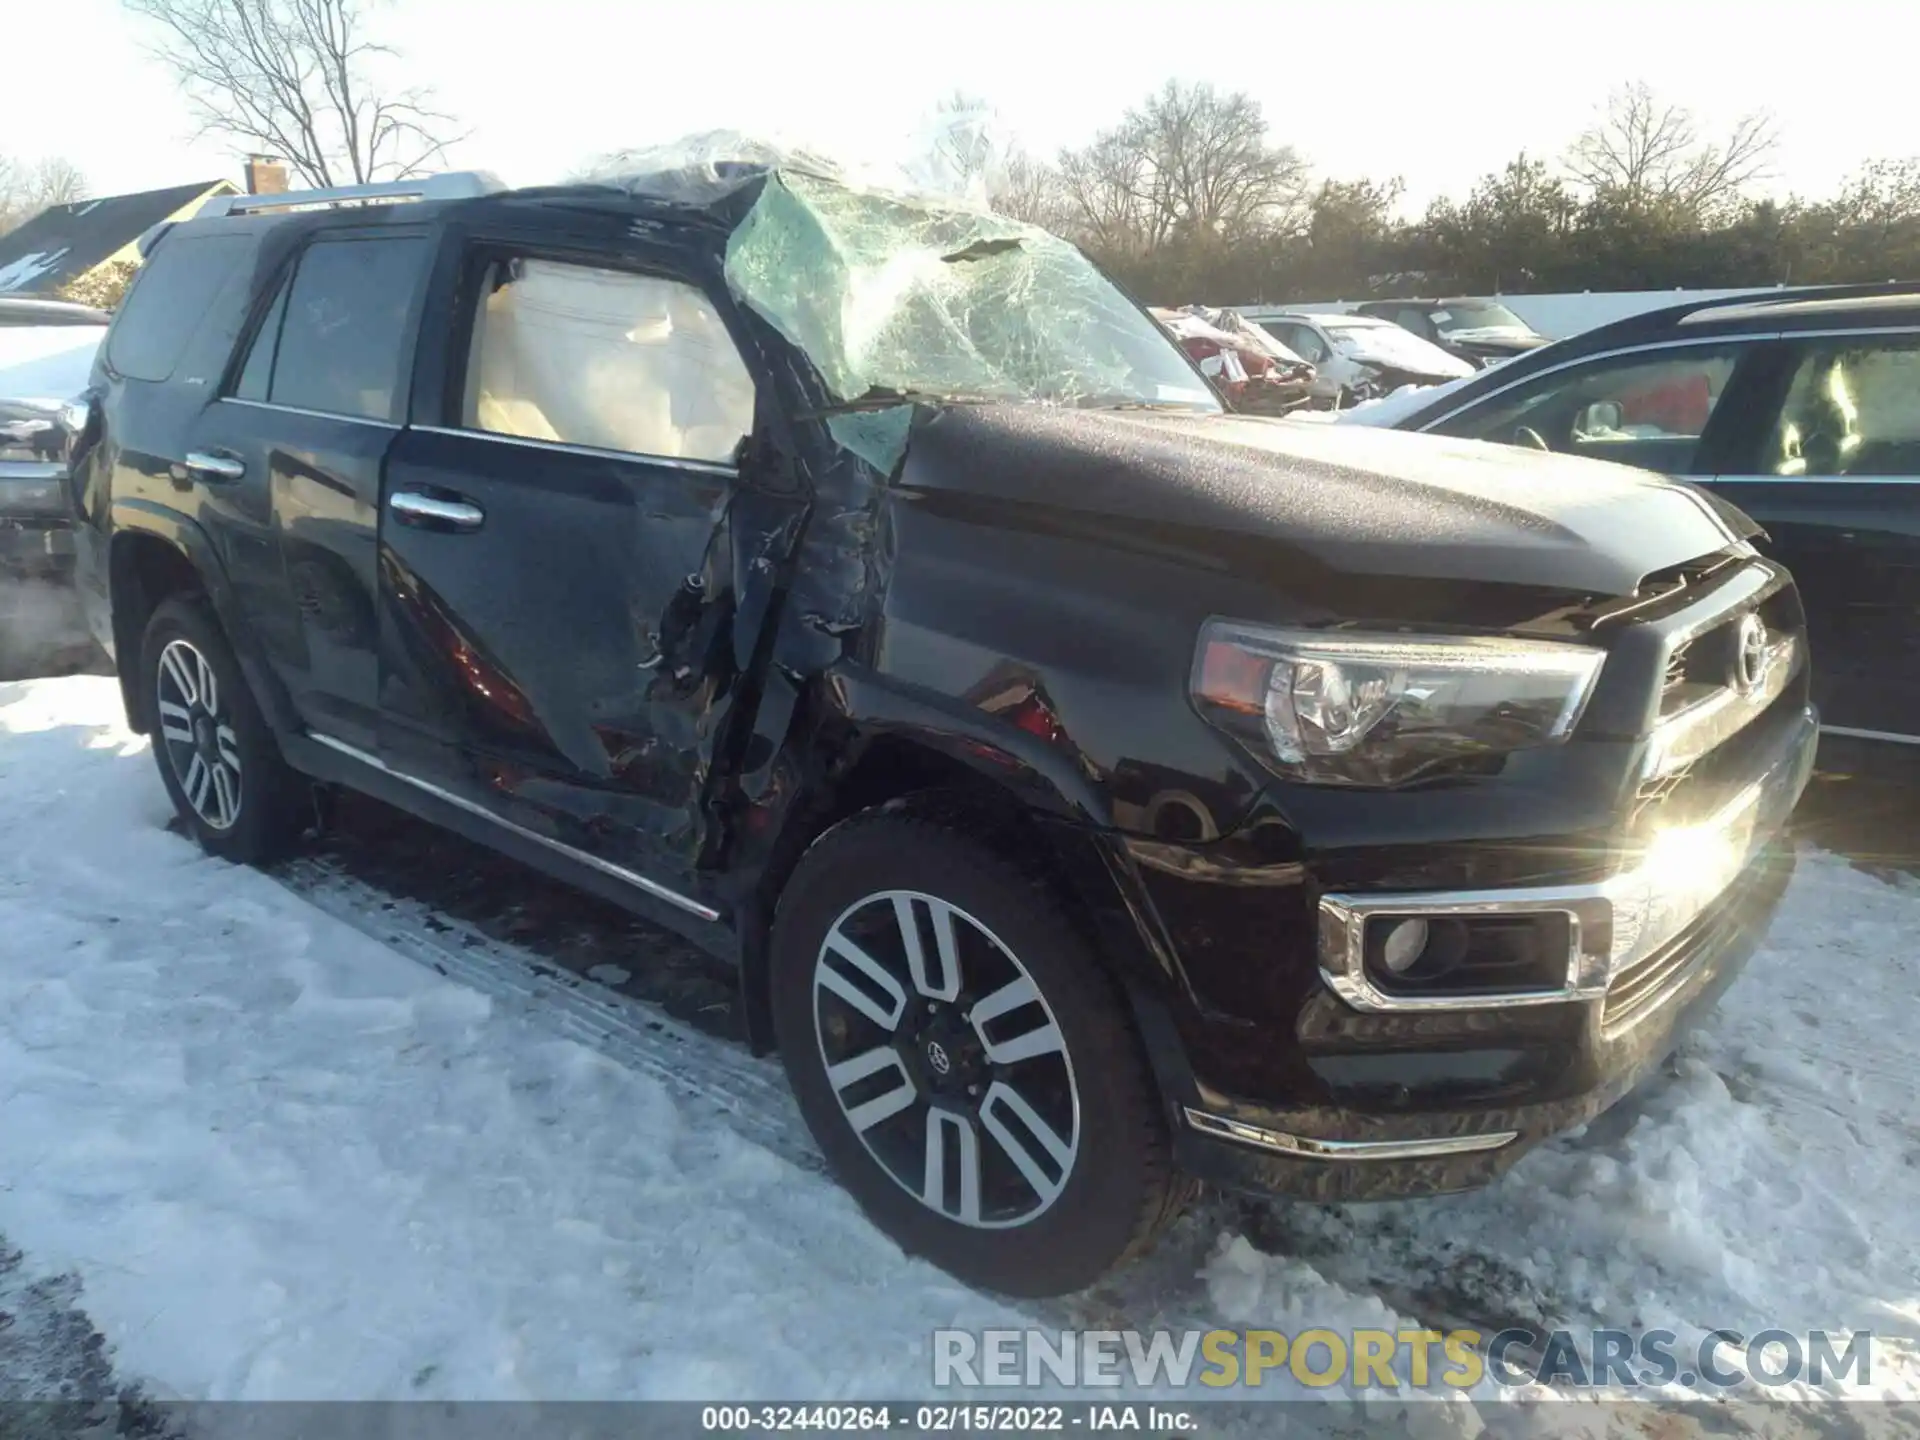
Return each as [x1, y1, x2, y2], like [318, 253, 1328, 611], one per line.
[1, 677, 1916, 1421]
[0, 250, 73, 295]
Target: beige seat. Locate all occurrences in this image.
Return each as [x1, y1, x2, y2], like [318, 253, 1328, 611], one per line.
[464, 260, 751, 464]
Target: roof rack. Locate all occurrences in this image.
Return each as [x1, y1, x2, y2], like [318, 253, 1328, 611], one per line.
[1669, 280, 1920, 326]
[196, 170, 506, 219]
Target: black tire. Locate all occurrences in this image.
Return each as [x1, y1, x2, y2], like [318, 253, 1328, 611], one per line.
[140, 594, 307, 864]
[770, 807, 1181, 1296]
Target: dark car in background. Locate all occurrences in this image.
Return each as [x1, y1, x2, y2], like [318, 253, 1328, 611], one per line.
[0, 297, 110, 675]
[1346, 284, 1920, 749]
[1352, 297, 1551, 368]
[75, 160, 1813, 1297]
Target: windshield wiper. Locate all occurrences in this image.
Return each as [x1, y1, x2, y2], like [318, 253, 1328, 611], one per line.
[805, 387, 993, 417]
[1075, 397, 1216, 413]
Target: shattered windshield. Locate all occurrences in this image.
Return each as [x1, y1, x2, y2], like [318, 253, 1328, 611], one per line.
[722, 171, 1219, 412]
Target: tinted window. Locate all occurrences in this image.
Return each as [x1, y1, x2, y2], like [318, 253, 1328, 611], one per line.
[461, 258, 754, 464]
[270, 236, 426, 422]
[106, 234, 254, 383]
[1762, 336, 1920, 477]
[1432, 345, 1742, 474]
[232, 278, 289, 402]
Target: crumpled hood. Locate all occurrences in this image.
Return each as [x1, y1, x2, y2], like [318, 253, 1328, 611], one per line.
[1327, 327, 1475, 378]
[894, 405, 1749, 598]
[1441, 327, 1549, 354]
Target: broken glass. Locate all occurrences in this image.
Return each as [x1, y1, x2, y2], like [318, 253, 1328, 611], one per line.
[721, 170, 1217, 413]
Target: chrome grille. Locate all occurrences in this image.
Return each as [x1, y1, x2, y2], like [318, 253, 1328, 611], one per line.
[1607, 561, 1811, 1015]
[1636, 570, 1807, 807]
[1657, 583, 1804, 722]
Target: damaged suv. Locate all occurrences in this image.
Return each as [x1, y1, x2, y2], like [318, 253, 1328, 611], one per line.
[72, 155, 1816, 1297]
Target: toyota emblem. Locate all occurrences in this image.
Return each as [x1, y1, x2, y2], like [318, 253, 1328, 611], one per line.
[925, 1041, 952, 1076]
[1734, 613, 1770, 695]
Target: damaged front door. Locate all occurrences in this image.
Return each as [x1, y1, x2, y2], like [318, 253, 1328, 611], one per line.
[377, 247, 773, 903]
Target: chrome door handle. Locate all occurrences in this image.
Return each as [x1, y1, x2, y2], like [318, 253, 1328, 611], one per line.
[182, 451, 245, 482]
[390, 490, 485, 531]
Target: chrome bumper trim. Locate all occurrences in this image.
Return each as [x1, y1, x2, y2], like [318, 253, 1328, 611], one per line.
[1183, 1108, 1518, 1161]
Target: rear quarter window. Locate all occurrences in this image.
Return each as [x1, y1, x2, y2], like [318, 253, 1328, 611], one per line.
[106, 233, 255, 383]
[265, 236, 428, 423]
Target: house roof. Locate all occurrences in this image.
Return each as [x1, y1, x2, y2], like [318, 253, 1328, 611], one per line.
[0, 181, 235, 295]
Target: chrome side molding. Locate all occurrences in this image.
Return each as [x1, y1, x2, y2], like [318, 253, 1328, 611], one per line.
[307, 733, 720, 922]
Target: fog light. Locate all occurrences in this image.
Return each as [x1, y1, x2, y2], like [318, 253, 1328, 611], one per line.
[1363, 913, 1558, 993]
[1380, 918, 1429, 974]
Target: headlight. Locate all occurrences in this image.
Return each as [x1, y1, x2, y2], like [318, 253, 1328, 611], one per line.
[1190, 622, 1605, 787]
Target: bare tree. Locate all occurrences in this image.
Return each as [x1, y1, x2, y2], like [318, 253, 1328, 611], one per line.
[1564, 82, 1776, 219]
[1058, 127, 1160, 253]
[123, 0, 466, 188]
[1057, 82, 1307, 256]
[0, 156, 91, 235]
[990, 150, 1074, 232]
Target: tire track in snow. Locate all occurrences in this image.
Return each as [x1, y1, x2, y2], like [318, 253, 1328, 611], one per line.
[262, 828, 1912, 1429]
[0, 1237, 176, 1432]
[278, 854, 822, 1179]
[267, 844, 1557, 1357]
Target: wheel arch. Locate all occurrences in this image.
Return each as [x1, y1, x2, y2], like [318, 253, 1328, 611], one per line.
[730, 669, 1172, 1062]
[107, 504, 298, 739]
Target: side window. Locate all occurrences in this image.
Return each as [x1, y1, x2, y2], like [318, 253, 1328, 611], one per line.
[106, 234, 255, 383]
[460, 257, 754, 466]
[269, 236, 427, 422]
[232, 279, 289, 402]
[1432, 346, 1742, 473]
[1271, 323, 1329, 365]
[1764, 337, 1920, 477]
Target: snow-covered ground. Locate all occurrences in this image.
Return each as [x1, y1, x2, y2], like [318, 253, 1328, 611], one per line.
[3, 676, 1918, 1429]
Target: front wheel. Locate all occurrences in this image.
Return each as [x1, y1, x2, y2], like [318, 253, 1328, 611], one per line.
[141, 595, 307, 864]
[770, 808, 1181, 1296]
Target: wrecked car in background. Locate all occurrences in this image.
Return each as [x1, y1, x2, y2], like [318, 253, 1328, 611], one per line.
[1250, 309, 1475, 406]
[0, 297, 109, 675]
[1351, 297, 1550, 368]
[1152, 305, 1315, 414]
[78, 142, 1814, 1298]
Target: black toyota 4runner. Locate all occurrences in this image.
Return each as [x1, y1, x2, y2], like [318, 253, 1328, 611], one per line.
[71, 161, 1817, 1297]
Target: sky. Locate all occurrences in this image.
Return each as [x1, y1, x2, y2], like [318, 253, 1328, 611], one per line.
[5, 0, 1915, 212]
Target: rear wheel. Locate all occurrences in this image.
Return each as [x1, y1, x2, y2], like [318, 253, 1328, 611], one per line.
[770, 808, 1181, 1296]
[141, 595, 306, 864]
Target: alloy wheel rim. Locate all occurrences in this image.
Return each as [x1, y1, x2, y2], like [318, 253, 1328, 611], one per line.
[155, 638, 243, 831]
[811, 889, 1081, 1230]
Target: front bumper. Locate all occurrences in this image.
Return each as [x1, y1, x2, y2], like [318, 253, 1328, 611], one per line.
[1167, 703, 1816, 1202]
[1, 463, 76, 580]
[0, 520, 74, 578]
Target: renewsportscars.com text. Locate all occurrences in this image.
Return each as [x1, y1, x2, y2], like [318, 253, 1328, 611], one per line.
[933, 1327, 1872, 1392]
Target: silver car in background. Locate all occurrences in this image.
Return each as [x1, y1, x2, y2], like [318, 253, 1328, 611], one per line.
[0, 298, 109, 675]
